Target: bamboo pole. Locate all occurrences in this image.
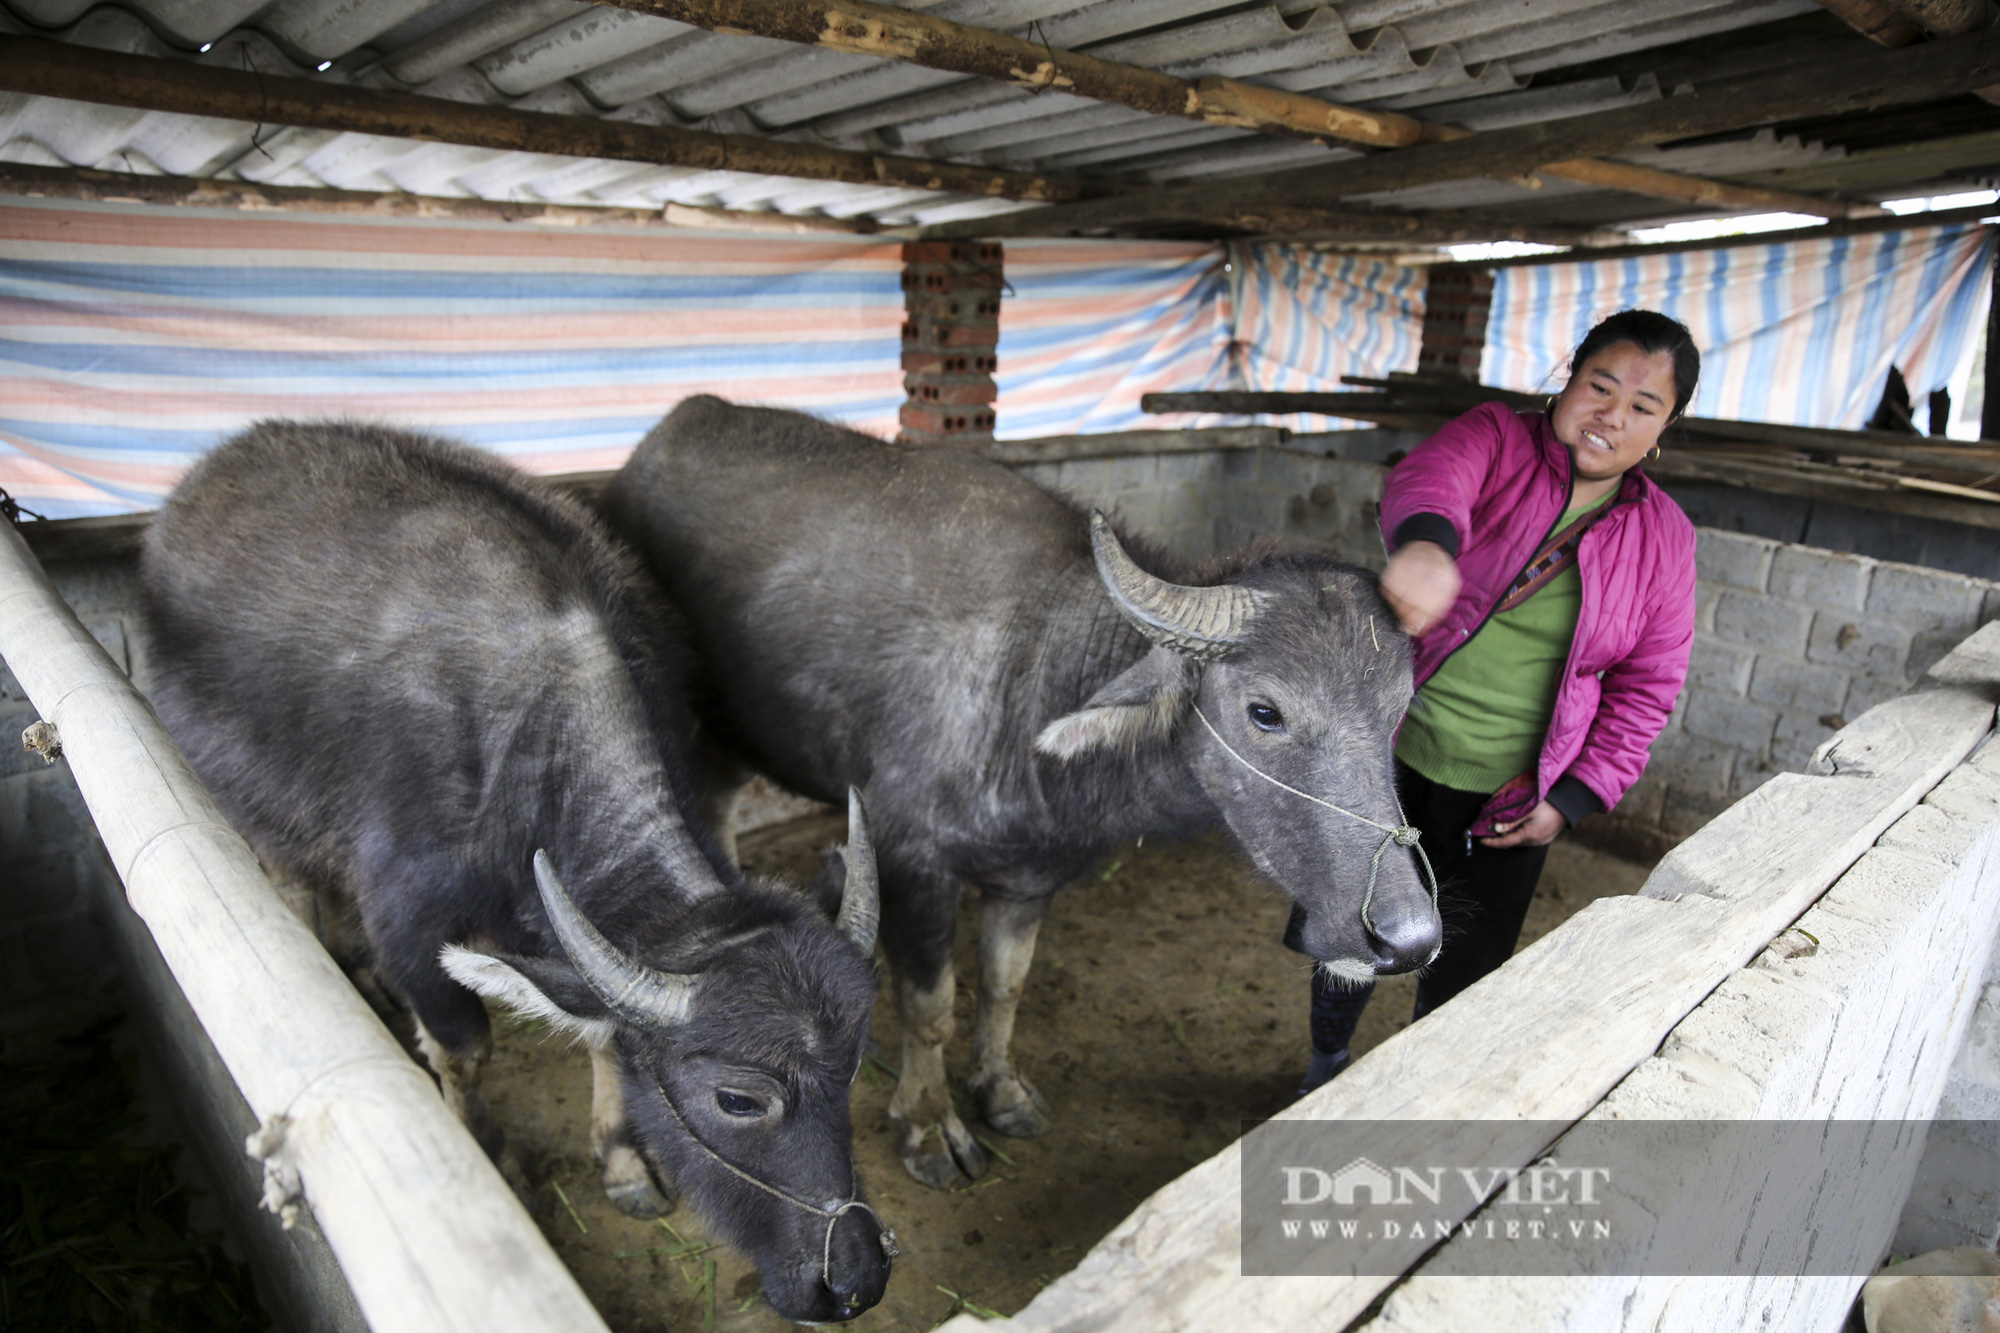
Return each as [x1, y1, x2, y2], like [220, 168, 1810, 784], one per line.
[0, 522, 609, 1333]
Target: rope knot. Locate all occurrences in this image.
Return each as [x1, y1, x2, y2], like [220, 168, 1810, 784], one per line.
[1391, 825, 1421, 847]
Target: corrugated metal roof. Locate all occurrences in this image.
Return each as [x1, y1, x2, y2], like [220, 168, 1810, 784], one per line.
[1, 0, 1996, 237]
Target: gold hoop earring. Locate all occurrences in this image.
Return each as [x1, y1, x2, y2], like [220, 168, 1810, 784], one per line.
[1646, 445, 1662, 462]
[1544, 395, 1556, 414]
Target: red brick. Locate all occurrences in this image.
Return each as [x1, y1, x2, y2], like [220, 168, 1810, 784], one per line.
[899, 404, 996, 437]
[904, 378, 998, 406]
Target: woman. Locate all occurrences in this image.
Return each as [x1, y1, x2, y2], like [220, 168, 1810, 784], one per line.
[1295, 308, 1701, 1095]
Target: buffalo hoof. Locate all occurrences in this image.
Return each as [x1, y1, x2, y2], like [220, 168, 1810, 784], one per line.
[972, 1071, 1051, 1139]
[602, 1144, 675, 1218]
[898, 1117, 987, 1188]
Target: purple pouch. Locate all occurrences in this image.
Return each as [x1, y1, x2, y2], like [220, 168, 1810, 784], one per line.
[1467, 773, 1538, 839]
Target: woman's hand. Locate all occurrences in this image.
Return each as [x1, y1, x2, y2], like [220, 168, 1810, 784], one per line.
[1381, 540, 1461, 636]
[1479, 800, 1566, 848]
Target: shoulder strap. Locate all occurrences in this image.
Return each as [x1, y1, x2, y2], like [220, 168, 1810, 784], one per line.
[1492, 499, 1612, 616]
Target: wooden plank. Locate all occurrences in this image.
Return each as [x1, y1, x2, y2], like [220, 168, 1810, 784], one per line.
[1900, 474, 2000, 502]
[0, 36, 1097, 204]
[1644, 451, 2000, 531]
[0, 522, 610, 1333]
[1365, 811, 2000, 1329]
[946, 626, 2000, 1333]
[918, 26, 2000, 239]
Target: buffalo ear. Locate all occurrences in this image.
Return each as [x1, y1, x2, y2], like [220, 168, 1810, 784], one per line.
[441, 945, 617, 1048]
[804, 846, 848, 921]
[1034, 649, 1193, 761]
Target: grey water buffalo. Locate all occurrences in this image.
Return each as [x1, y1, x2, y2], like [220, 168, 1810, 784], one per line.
[139, 420, 893, 1323]
[603, 395, 1443, 1187]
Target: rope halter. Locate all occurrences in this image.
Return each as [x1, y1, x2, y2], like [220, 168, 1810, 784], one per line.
[651, 1076, 897, 1312]
[1190, 704, 1439, 949]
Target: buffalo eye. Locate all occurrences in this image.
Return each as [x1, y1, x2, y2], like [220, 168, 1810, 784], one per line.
[1248, 702, 1286, 733]
[716, 1090, 766, 1119]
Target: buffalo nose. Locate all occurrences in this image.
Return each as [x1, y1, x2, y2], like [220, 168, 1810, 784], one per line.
[823, 1214, 891, 1320]
[1368, 906, 1441, 973]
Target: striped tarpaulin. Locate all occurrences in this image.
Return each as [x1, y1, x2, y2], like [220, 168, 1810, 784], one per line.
[0, 197, 906, 518]
[1481, 222, 1996, 428]
[992, 240, 1428, 437]
[993, 239, 1233, 438]
[1225, 243, 1427, 431]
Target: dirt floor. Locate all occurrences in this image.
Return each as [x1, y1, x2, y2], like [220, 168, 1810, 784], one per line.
[478, 816, 1653, 1333]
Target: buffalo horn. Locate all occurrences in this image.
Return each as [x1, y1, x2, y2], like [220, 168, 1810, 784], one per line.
[533, 850, 697, 1028]
[836, 787, 880, 956]
[1088, 510, 1265, 661]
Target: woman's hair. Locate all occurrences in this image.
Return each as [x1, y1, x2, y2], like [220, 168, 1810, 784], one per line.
[1570, 310, 1701, 419]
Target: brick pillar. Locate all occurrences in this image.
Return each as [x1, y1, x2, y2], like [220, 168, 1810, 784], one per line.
[1416, 265, 1495, 382]
[899, 241, 1001, 445]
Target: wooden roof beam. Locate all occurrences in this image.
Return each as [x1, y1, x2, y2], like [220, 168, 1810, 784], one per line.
[0, 35, 1097, 204]
[1812, 0, 2000, 103]
[602, 0, 1878, 222]
[0, 162, 880, 232]
[0, 158, 1608, 250]
[919, 25, 2000, 239]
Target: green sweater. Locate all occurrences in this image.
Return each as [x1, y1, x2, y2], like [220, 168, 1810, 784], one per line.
[1396, 492, 1613, 795]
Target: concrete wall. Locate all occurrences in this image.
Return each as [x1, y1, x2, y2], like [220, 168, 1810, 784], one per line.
[1016, 446, 1391, 572]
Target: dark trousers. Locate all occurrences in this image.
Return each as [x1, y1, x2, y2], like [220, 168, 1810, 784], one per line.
[1299, 760, 1551, 1057]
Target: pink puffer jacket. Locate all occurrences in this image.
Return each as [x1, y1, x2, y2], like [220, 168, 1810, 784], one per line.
[1379, 401, 1697, 816]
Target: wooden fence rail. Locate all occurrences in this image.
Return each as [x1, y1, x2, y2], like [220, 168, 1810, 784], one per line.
[0, 521, 607, 1333]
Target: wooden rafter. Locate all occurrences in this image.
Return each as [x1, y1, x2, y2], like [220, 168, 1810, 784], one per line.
[600, 0, 1878, 222]
[0, 162, 880, 233]
[0, 35, 1096, 204]
[1810, 0, 2000, 103]
[0, 160, 1621, 247]
[0, 53, 1616, 250]
[919, 25, 2000, 239]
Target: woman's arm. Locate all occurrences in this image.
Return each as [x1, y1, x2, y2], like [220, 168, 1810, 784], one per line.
[1378, 401, 1516, 558]
[1378, 402, 1515, 634]
[1561, 530, 1700, 814]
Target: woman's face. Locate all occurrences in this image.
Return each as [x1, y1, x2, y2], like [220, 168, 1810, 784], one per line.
[1549, 341, 1680, 485]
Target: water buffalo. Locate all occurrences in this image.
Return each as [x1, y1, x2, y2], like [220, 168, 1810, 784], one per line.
[603, 396, 1442, 1188]
[139, 420, 893, 1322]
